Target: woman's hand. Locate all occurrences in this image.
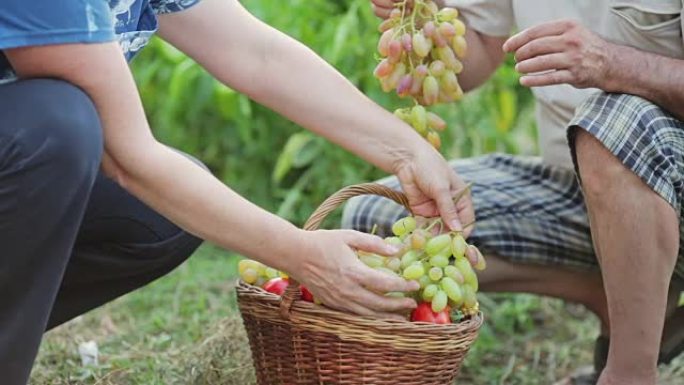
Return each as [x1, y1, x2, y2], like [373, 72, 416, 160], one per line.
[289, 229, 420, 319]
[394, 144, 474, 237]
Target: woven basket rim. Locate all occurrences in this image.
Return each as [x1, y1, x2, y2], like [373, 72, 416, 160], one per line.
[237, 280, 484, 328]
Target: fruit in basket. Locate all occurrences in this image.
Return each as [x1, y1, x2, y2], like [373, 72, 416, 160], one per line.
[360, 213, 485, 321]
[373, 0, 467, 149]
[411, 301, 451, 324]
[263, 277, 290, 296]
[301, 285, 315, 302]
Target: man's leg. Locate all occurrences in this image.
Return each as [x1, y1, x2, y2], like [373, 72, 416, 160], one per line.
[569, 93, 684, 385]
[47, 160, 205, 329]
[0, 79, 103, 384]
[342, 154, 608, 324]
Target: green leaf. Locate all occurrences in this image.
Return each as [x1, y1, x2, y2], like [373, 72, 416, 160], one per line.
[272, 132, 315, 183]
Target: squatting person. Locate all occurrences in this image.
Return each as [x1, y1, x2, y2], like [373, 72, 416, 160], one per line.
[352, 1, 684, 384]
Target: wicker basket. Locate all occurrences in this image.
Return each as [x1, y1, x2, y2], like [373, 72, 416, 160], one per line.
[236, 183, 483, 385]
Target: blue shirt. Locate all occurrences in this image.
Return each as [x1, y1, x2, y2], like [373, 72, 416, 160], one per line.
[0, 0, 201, 82]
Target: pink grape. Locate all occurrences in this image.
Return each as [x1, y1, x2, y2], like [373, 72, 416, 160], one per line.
[397, 74, 413, 97]
[373, 59, 394, 78]
[422, 21, 436, 38]
[401, 33, 413, 52]
[431, 30, 448, 48]
[427, 112, 446, 131]
[439, 22, 457, 38]
[388, 40, 403, 63]
[429, 60, 446, 76]
[378, 29, 394, 57]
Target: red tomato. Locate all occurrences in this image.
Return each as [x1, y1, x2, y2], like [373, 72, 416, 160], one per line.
[410, 302, 451, 324]
[300, 285, 314, 302]
[263, 277, 290, 296]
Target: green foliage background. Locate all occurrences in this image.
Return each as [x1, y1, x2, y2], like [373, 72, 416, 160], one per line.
[132, 0, 538, 225]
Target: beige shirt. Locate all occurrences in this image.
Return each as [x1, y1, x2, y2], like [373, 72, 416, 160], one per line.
[445, 0, 684, 168]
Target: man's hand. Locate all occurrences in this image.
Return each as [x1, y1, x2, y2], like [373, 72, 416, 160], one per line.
[293, 229, 420, 319]
[503, 19, 616, 89]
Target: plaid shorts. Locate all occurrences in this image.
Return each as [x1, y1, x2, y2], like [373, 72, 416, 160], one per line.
[342, 93, 684, 281]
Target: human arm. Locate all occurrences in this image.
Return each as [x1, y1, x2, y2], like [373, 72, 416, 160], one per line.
[503, 19, 684, 120]
[5, 42, 419, 318]
[158, 0, 474, 231]
[370, 0, 508, 91]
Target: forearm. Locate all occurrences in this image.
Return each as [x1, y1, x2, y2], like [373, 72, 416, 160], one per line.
[8, 42, 304, 273]
[113, 145, 303, 272]
[604, 44, 684, 120]
[212, 24, 425, 173]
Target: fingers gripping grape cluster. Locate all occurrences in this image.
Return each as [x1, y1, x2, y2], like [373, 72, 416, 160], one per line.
[375, 0, 467, 149]
[378, 215, 485, 321]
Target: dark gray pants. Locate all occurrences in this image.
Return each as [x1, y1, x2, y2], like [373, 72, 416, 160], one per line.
[0, 79, 203, 384]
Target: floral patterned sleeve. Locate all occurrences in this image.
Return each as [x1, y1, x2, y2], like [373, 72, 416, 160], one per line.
[150, 0, 203, 15]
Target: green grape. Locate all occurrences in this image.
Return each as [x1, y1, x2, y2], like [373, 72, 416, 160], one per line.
[411, 106, 428, 135]
[429, 253, 449, 268]
[425, 234, 451, 256]
[423, 284, 439, 301]
[455, 257, 478, 291]
[431, 290, 448, 313]
[386, 257, 402, 272]
[401, 250, 420, 268]
[410, 230, 428, 249]
[444, 265, 465, 284]
[452, 19, 466, 36]
[241, 268, 259, 284]
[422, 75, 439, 105]
[385, 236, 403, 247]
[440, 277, 464, 305]
[427, 131, 441, 150]
[238, 259, 261, 275]
[412, 32, 432, 57]
[462, 284, 478, 309]
[418, 275, 431, 289]
[359, 253, 384, 268]
[403, 262, 426, 280]
[451, 234, 467, 258]
[428, 266, 444, 281]
[264, 267, 279, 280]
[392, 216, 417, 237]
[437, 7, 459, 22]
[452, 35, 467, 58]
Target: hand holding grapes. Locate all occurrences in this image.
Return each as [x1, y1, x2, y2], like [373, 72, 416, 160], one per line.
[371, 0, 446, 19]
[394, 146, 474, 236]
[503, 19, 615, 89]
[289, 229, 420, 319]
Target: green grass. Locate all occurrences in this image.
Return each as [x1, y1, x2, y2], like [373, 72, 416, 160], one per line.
[30, 244, 684, 384]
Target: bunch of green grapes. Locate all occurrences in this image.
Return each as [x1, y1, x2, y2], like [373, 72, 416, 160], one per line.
[238, 259, 287, 287]
[360, 215, 485, 318]
[374, 0, 467, 150]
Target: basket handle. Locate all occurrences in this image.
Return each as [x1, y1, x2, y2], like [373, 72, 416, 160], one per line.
[279, 183, 411, 320]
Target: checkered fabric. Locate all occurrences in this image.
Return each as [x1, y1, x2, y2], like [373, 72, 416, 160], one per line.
[342, 93, 684, 281]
